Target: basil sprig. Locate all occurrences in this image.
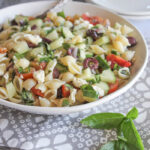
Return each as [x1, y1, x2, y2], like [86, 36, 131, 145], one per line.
[81, 107, 144, 150]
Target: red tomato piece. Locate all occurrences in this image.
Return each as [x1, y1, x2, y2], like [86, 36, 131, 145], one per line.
[89, 16, 103, 25]
[16, 68, 35, 80]
[21, 72, 33, 80]
[106, 54, 131, 68]
[0, 47, 7, 53]
[31, 86, 44, 97]
[40, 62, 47, 70]
[82, 14, 103, 25]
[108, 79, 119, 94]
[62, 85, 70, 97]
[82, 14, 90, 21]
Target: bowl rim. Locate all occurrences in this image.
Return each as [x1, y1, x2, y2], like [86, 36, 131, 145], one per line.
[0, 1, 148, 114]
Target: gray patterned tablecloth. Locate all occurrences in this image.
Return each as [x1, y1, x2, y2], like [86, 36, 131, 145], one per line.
[0, 1, 150, 150]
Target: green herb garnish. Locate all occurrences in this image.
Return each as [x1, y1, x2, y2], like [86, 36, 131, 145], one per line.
[57, 11, 65, 18]
[111, 50, 118, 55]
[18, 67, 23, 73]
[113, 63, 120, 70]
[81, 107, 144, 150]
[39, 56, 51, 62]
[62, 99, 69, 107]
[81, 84, 99, 99]
[14, 52, 27, 59]
[21, 89, 34, 105]
[96, 56, 110, 70]
[63, 43, 71, 50]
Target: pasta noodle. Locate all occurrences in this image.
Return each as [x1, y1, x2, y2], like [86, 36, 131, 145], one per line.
[0, 87, 8, 99]
[13, 76, 23, 93]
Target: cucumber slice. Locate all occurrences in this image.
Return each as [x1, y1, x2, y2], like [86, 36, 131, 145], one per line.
[14, 41, 29, 54]
[100, 69, 116, 83]
[62, 27, 73, 38]
[46, 30, 58, 41]
[94, 36, 110, 46]
[96, 56, 110, 70]
[94, 82, 109, 95]
[30, 46, 45, 57]
[50, 37, 64, 50]
[29, 19, 43, 28]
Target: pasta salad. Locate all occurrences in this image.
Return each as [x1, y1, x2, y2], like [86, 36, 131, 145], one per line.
[0, 11, 137, 107]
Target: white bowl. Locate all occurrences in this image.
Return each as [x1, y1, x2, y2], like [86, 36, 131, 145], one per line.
[0, 1, 148, 115]
[86, 0, 150, 16]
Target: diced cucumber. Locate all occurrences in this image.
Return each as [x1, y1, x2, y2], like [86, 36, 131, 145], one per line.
[62, 27, 73, 38]
[100, 69, 116, 83]
[6, 82, 16, 98]
[96, 56, 110, 70]
[29, 46, 45, 57]
[94, 36, 110, 46]
[46, 30, 58, 41]
[14, 41, 29, 54]
[29, 19, 43, 28]
[94, 82, 109, 95]
[50, 37, 64, 50]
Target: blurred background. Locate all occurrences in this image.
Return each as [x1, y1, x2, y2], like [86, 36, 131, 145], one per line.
[0, 0, 82, 9]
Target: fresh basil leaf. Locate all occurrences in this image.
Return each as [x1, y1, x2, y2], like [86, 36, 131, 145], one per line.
[96, 56, 110, 70]
[119, 119, 144, 150]
[118, 136, 127, 142]
[21, 89, 34, 105]
[21, 25, 29, 31]
[100, 141, 116, 150]
[18, 67, 23, 73]
[40, 57, 51, 62]
[95, 74, 101, 83]
[63, 43, 71, 50]
[115, 140, 129, 150]
[111, 50, 119, 55]
[46, 28, 54, 35]
[126, 107, 138, 120]
[62, 99, 69, 107]
[81, 113, 125, 129]
[113, 63, 120, 70]
[15, 52, 27, 59]
[55, 63, 68, 73]
[86, 79, 96, 84]
[57, 11, 65, 18]
[81, 84, 99, 99]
